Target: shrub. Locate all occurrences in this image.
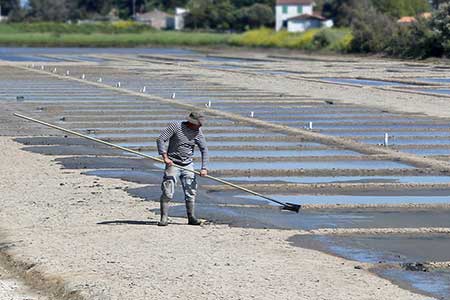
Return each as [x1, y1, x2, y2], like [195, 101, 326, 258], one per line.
[311, 28, 352, 51]
[285, 29, 319, 49]
[350, 4, 396, 53]
[430, 3, 450, 56]
[386, 21, 443, 59]
[230, 27, 352, 51]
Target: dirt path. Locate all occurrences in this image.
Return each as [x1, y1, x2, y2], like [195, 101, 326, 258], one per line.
[0, 265, 48, 300]
[0, 136, 431, 299]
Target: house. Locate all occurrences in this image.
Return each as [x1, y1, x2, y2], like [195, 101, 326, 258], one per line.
[275, 0, 332, 32]
[135, 10, 174, 30]
[275, 0, 314, 31]
[286, 14, 333, 32]
[175, 8, 188, 30]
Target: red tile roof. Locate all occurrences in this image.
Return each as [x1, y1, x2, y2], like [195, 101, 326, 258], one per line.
[397, 16, 416, 23]
[276, 0, 315, 5]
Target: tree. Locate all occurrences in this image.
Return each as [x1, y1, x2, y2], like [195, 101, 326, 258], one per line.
[386, 19, 442, 58]
[431, 0, 447, 9]
[322, 0, 366, 27]
[235, 3, 274, 31]
[430, 2, 450, 55]
[27, 0, 70, 21]
[75, 0, 114, 17]
[184, 0, 235, 30]
[349, 0, 396, 53]
[372, 0, 429, 18]
[230, 0, 273, 9]
[322, 0, 430, 25]
[0, 0, 20, 16]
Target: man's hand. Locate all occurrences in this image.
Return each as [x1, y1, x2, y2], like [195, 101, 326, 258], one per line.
[162, 154, 173, 166]
[200, 169, 208, 177]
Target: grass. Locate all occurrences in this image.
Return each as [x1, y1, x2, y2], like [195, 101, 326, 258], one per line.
[0, 22, 352, 50]
[0, 31, 232, 47]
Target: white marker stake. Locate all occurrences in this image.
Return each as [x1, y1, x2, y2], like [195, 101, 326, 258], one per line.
[66, 70, 70, 76]
[40, 66, 44, 70]
[308, 122, 313, 130]
[97, 77, 102, 83]
[250, 111, 254, 118]
[384, 133, 389, 147]
[171, 92, 176, 99]
[208, 100, 211, 107]
[52, 68, 57, 73]
[81, 74, 86, 80]
[142, 86, 146, 93]
[116, 82, 121, 88]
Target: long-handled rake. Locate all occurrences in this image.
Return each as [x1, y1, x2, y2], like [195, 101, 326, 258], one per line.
[14, 113, 301, 213]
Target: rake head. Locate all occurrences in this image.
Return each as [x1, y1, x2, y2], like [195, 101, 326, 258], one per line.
[281, 202, 302, 213]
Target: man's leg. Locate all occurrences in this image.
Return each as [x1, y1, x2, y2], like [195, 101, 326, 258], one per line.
[159, 165, 178, 226]
[180, 164, 201, 225]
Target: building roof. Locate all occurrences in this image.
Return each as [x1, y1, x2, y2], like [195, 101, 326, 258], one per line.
[418, 12, 432, 19]
[276, 0, 315, 6]
[397, 16, 416, 23]
[136, 10, 173, 19]
[286, 13, 326, 22]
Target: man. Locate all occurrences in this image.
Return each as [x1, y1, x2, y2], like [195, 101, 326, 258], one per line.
[156, 111, 208, 226]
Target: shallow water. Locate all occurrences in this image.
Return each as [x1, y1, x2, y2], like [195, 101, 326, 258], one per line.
[226, 176, 450, 184]
[239, 194, 450, 205]
[324, 131, 450, 137]
[360, 138, 450, 145]
[380, 269, 450, 300]
[199, 64, 244, 70]
[206, 149, 360, 157]
[292, 233, 450, 300]
[402, 148, 450, 156]
[200, 160, 412, 170]
[0, 47, 196, 56]
[416, 77, 450, 84]
[322, 78, 415, 87]
[316, 124, 450, 130]
[91, 131, 283, 139]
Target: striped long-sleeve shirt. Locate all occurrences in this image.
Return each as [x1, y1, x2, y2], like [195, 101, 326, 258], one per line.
[157, 121, 209, 169]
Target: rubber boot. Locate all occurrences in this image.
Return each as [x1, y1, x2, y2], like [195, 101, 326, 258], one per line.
[158, 200, 169, 226]
[186, 200, 201, 225]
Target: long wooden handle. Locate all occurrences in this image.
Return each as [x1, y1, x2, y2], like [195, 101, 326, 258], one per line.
[14, 113, 289, 207]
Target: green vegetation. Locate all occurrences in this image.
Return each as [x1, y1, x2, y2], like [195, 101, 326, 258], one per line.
[347, 1, 450, 59]
[2, 0, 275, 32]
[0, 21, 151, 34]
[0, 22, 232, 47]
[3, 0, 450, 59]
[230, 27, 352, 52]
[0, 21, 352, 51]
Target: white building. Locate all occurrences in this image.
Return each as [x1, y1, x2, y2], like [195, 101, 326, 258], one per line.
[275, 0, 314, 31]
[175, 8, 188, 30]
